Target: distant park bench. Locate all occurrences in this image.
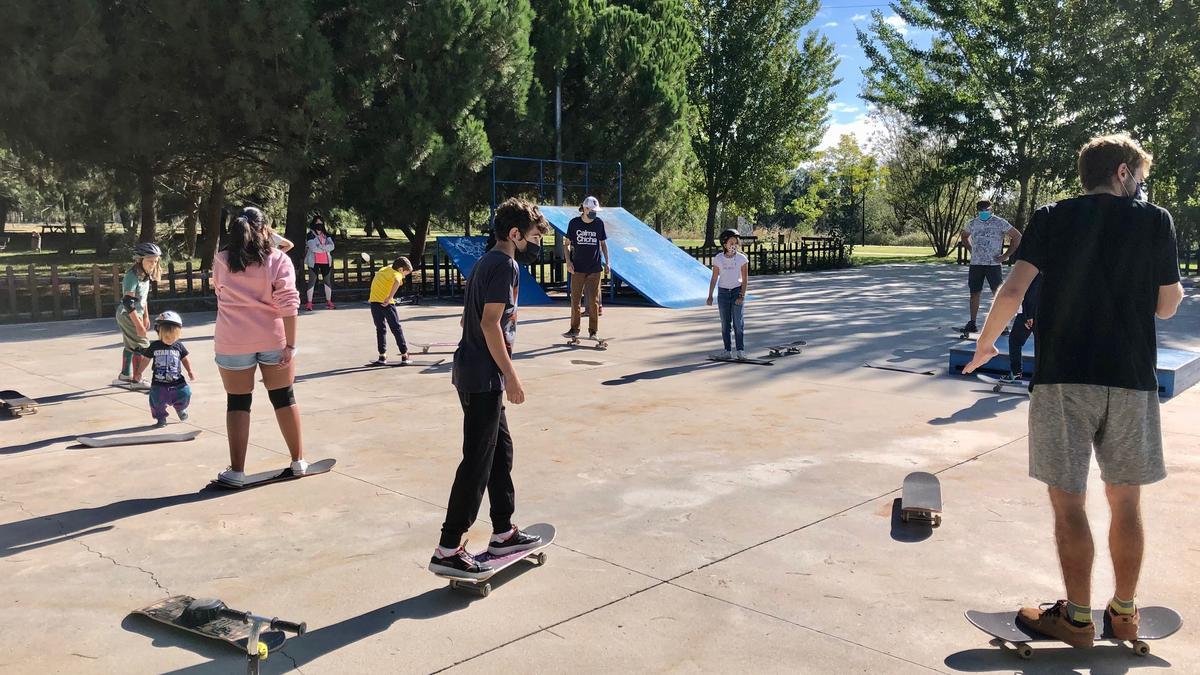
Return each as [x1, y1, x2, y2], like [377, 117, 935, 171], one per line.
[40, 224, 71, 235]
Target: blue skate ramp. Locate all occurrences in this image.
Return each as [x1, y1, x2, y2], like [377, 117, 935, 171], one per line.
[540, 206, 712, 308]
[438, 236, 551, 305]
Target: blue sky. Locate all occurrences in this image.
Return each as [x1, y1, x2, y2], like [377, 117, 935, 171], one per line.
[806, 2, 930, 149]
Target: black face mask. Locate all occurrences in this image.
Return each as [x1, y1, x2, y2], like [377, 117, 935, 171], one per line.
[515, 240, 541, 265]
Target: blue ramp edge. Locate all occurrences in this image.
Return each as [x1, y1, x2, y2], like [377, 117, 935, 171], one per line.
[438, 236, 551, 306]
[540, 206, 713, 308]
[949, 342, 1200, 398]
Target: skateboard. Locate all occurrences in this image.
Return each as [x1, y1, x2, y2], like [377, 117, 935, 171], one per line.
[766, 340, 806, 357]
[0, 389, 38, 417]
[707, 355, 774, 366]
[948, 326, 1010, 340]
[210, 458, 336, 489]
[977, 373, 1029, 395]
[900, 471, 942, 527]
[363, 358, 446, 368]
[864, 362, 936, 375]
[434, 522, 555, 598]
[110, 381, 150, 393]
[564, 333, 610, 350]
[966, 606, 1182, 659]
[411, 341, 457, 354]
[133, 595, 305, 674]
[77, 429, 202, 448]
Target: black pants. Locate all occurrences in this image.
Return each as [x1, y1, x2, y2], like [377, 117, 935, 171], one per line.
[439, 390, 515, 548]
[370, 302, 408, 354]
[1008, 312, 1033, 375]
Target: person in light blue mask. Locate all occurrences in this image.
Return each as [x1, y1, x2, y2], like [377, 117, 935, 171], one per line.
[959, 199, 1022, 333]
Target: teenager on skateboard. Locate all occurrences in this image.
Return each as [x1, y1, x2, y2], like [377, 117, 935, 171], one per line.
[113, 243, 162, 389]
[707, 229, 750, 359]
[959, 200, 1021, 333]
[1001, 273, 1041, 383]
[133, 311, 196, 427]
[368, 256, 414, 365]
[429, 198, 549, 579]
[963, 134, 1184, 648]
[212, 207, 308, 487]
[565, 196, 609, 340]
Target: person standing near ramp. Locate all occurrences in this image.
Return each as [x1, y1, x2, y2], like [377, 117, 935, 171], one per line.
[960, 200, 1021, 333]
[565, 196, 610, 339]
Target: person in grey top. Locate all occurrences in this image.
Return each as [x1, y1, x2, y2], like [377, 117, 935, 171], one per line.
[959, 199, 1022, 332]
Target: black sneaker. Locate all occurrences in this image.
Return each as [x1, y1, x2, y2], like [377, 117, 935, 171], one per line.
[428, 546, 493, 579]
[963, 321, 978, 333]
[564, 328, 580, 337]
[488, 527, 542, 555]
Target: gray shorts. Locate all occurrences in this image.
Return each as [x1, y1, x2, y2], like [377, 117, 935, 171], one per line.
[1028, 384, 1166, 494]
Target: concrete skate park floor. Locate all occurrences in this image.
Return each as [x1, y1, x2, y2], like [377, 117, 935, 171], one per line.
[2, 264, 1199, 674]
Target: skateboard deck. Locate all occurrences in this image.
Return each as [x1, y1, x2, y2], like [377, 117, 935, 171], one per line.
[77, 429, 202, 448]
[766, 340, 806, 357]
[132, 595, 288, 653]
[564, 334, 610, 350]
[864, 362, 936, 375]
[977, 373, 1029, 395]
[966, 606, 1182, 659]
[434, 523, 555, 597]
[210, 458, 336, 489]
[707, 355, 774, 366]
[110, 381, 150, 393]
[411, 341, 457, 354]
[363, 358, 446, 368]
[0, 389, 38, 417]
[900, 471, 942, 527]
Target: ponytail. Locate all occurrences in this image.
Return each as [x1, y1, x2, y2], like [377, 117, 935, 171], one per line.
[222, 207, 271, 272]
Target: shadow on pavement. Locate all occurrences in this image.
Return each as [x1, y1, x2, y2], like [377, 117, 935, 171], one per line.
[944, 643, 1170, 673]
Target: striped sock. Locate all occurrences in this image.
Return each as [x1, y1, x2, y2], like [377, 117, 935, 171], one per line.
[1109, 596, 1137, 615]
[1067, 601, 1093, 625]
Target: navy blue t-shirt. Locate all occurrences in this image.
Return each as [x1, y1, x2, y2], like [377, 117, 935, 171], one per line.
[136, 340, 189, 387]
[452, 250, 518, 393]
[567, 216, 607, 274]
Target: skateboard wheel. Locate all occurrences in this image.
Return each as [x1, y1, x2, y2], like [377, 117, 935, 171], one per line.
[448, 580, 460, 591]
[535, 552, 547, 566]
[932, 515, 942, 528]
[257, 642, 269, 659]
[1016, 644, 1033, 659]
[479, 583, 491, 598]
[1132, 640, 1150, 656]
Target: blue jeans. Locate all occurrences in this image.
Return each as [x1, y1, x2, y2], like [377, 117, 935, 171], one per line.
[717, 287, 745, 351]
[1008, 313, 1033, 375]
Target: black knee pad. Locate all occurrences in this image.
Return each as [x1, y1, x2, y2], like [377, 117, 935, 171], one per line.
[227, 392, 252, 413]
[268, 385, 296, 410]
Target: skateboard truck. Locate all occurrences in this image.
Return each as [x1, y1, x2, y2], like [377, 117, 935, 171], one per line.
[188, 599, 306, 675]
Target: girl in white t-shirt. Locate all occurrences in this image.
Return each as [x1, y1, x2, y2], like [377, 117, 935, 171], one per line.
[706, 229, 750, 359]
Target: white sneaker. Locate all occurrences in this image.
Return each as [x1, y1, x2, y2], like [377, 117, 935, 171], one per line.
[721, 350, 732, 359]
[217, 468, 245, 486]
[290, 459, 308, 476]
[736, 350, 747, 360]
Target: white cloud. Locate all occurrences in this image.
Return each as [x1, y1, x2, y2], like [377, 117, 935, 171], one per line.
[823, 21, 839, 28]
[818, 114, 883, 151]
[851, 14, 868, 22]
[884, 15, 910, 35]
[829, 101, 861, 114]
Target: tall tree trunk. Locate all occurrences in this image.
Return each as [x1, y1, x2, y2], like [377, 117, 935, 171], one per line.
[58, 193, 74, 254]
[198, 177, 225, 270]
[0, 198, 10, 235]
[408, 213, 431, 265]
[703, 193, 719, 248]
[464, 216, 471, 237]
[284, 172, 313, 274]
[182, 183, 201, 258]
[137, 165, 157, 243]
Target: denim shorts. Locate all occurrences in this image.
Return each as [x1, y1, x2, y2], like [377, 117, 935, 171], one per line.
[214, 349, 286, 370]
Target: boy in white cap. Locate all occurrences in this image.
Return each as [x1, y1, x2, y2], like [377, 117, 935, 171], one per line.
[134, 311, 196, 427]
[565, 196, 610, 338]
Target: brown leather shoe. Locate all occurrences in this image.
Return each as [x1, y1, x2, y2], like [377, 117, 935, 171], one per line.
[1107, 605, 1140, 641]
[1017, 600, 1095, 648]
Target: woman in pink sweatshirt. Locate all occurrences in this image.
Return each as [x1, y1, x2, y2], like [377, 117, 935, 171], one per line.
[212, 207, 306, 486]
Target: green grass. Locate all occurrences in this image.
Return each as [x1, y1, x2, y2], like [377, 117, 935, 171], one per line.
[851, 245, 957, 266]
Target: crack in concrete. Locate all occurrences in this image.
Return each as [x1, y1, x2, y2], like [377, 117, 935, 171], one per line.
[76, 540, 170, 595]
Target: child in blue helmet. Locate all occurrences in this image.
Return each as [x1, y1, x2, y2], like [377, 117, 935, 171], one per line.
[134, 311, 196, 427]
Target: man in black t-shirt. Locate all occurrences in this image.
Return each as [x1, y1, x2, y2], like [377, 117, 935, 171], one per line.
[430, 198, 551, 579]
[565, 196, 610, 338]
[964, 134, 1184, 648]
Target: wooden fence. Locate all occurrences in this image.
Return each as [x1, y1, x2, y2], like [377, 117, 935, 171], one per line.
[2, 238, 849, 323]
